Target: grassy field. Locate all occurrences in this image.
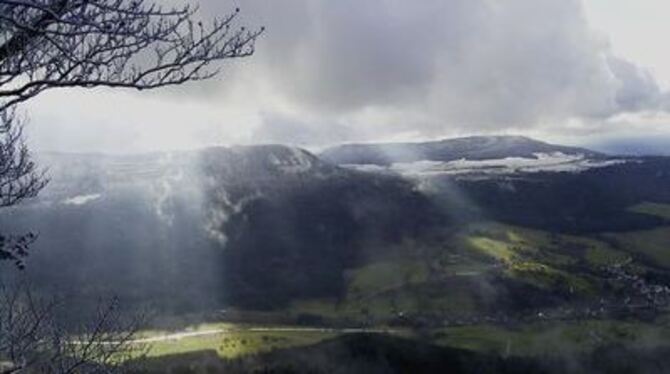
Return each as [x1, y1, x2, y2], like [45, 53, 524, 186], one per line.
[461, 223, 604, 294]
[433, 319, 670, 357]
[629, 202, 670, 220]
[135, 317, 670, 363]
[600, 202, 670, 269]
[279, 222, 653, 325]
[348, 260, 429, 294]
[131, 221, 670, 364]
[466, 236, 522, 263]
[142, 325, 341, 359]
[605, 227, 670, 269]
[135, 221, 670, 362]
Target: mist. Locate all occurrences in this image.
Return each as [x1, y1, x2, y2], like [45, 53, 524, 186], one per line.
[4, 1, 670, 372]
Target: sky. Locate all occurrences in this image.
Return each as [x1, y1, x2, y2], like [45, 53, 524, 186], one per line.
[23, 0, 670, 153]
[583, 0, 670, 89]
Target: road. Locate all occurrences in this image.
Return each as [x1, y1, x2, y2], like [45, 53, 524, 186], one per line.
[126, 326, 400, 344]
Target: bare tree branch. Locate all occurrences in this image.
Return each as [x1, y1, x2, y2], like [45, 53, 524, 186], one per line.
[0, 0, 264, 110]
[0, 281, 147, 373]
[0, 0, 262, 268]
[0, 1, 261, 371]
[0, 109, 47, 269]
[0, 109, 47, 208]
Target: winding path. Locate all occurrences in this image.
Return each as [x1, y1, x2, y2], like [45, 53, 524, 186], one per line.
[128, 326, 400, 344]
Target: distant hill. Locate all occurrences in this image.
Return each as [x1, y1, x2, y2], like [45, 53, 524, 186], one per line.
[199, 146, 443, 308]
[321, 136, 602, 166]
[1, 145, 444, 314]
[3, 139, 670, 323]
[319, 136, 670, 233]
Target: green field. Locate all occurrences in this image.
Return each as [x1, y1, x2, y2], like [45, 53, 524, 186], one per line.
[275, 222, 661, 325]
[629, 202, 670, 220]
[134, 220, 670, 363]
[348, 260, 429, 295]
[141, 325, 340, 359]
[433, 319, 670, 357]
[134, 317, 670, 363]
[461, 223, 604, 294]
[605, 227, 670, 269]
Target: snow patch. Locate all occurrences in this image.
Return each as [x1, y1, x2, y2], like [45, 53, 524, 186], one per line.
[343, 164, 388, 173]
[269, 147, 314, 174]
[62, 194, 101, 206]
[344, 153, 627, 177]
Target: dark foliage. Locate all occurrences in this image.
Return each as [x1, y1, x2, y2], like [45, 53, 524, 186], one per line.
[201, 147, 446, 309]
[0, 147, 446, 317]
[132, 334, 670, 374]
[454, 157, 670, 234]
[132, 334, 546, 374]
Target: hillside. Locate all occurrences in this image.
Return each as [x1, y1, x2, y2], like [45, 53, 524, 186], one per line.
[135, 333, 670, 374]
[0, 145, 444, 316]
[2, 137, 670, 328]
[321, 136, 602, 166]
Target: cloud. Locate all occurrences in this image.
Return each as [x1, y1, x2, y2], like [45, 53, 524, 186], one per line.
[24, 0, 670, 152]
[181, 0, 670, 141]
[607, 56, 664, 112]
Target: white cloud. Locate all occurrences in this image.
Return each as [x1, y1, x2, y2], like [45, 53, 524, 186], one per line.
[22, 0, 670, 152]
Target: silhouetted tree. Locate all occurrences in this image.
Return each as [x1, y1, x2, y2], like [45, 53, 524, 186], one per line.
[0, 0, 263, 109]
[0, 109, 45, 268]
[0, 0, 263, 267]
[0, 282, 147, 373]
[0, 1, 262, 371]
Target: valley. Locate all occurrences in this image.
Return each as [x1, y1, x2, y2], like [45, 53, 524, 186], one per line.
[112, 217, 670, 370]
[3, 136, 670, 372]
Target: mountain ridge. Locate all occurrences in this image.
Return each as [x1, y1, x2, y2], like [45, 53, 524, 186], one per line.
[320, 135, 603, 166]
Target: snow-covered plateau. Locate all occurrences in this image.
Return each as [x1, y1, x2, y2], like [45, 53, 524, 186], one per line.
[343, 152, 627, 177]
